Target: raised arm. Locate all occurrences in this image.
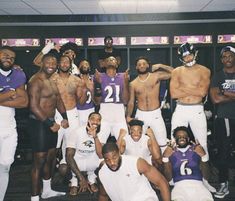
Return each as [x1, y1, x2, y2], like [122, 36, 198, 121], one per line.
[33, 42, 55, 67]
[137, 158, 170, 201]
[126, 82, 135, 122]
[121, 69, 130, 104]
[116, 129, 127, 154]
[146, 127, 162, 165]
[94, 69, 102, 105]
[152, 63, 174, 73]
[76, 78, 88, 105]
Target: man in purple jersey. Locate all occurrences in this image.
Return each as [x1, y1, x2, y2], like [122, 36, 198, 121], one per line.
[76, 59, 96, 126]
[162, 126, 213, 201]
[94, 56, 129, 140]
[0, 46, 28, 201]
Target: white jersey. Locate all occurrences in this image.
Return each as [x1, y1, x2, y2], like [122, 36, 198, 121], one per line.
[99, 155, 159, 201]
[0, 106, 16, 131]
[67, 125, 107, 158]
[124, 134, 151, 164]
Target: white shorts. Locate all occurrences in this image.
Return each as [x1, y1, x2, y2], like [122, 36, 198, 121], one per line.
[172, 180, 213, 201]
[77, 107, 95, 127]
[99, 103, 128, 140]
[135, 108, 167, 148]
[0, 128, 17, 166]
[171, 104, 208, 160]
[55, 108, 79, 151]
[74, 153, 101, 184]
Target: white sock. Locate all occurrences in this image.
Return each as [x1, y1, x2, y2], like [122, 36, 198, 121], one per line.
[42, 178, 52, 193]
[41, 190, 66, 199]
[0, 164, 10, 201]
[31, 195, 39, 201]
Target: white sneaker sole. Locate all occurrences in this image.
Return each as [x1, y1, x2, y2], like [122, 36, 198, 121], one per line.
[214, 191, 229, 199]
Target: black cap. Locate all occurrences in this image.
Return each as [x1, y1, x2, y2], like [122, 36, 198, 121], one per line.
[220, 46, 235, 57]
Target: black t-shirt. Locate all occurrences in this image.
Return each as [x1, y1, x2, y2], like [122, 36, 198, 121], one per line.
[98, 48, 121, 60]
[211, 69, 235, 119]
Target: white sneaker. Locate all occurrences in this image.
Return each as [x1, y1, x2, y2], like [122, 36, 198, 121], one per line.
[214, 181, 229, 199]
[41, 190, 66, 199]
[202, 179, 216, 193]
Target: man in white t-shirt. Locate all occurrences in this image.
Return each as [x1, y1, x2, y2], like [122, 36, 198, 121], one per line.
[117, 119, 162, 167]
[66, 112, 108, 195]
[98, 143, 170, 201]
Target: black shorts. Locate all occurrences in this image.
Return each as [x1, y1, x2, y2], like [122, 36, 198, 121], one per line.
[29, 118, 58, 153]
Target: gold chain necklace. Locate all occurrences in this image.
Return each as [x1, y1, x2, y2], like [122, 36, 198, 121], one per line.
[138, 73, 150, 83]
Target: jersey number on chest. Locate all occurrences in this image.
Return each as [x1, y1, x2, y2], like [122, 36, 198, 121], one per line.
[104, 85, 120, 103]
[180, 160, 192, 176]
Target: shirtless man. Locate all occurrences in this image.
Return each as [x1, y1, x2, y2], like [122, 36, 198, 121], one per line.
[94, 56, 129, 140]
[0, 46, 28, 201]
[76, 59, 96, 126]
[170, 42, 215, 192]
[117, 119, 162, 167]
[28, 53, 69, 201]
[170, 43, 210, 159]
[126, 56, 173, 153]
[53, 55, 87, 164]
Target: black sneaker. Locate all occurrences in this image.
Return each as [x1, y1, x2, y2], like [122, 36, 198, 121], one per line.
[214, 181, 229, 199]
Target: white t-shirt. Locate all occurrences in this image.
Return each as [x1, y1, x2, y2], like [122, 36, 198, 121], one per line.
[99, 155, 159, 201]
[66, 125, 107, 158]
[124, 134, 151, 164]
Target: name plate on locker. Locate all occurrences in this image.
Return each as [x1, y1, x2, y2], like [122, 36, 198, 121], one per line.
[45, 38, 83, 46]
[1, 38, 40, 47]
[131, 36, 169, 45]
[174, 35, 212, 44]
[217, 35, 235, 43]
[88, 37, 126, 46]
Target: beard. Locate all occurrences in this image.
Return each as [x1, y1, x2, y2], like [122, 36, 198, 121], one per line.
[176, 138, 189, 148]
[86, 122, 101, 134]
[58, 67, 71, 73]
[0, 61, 13, 72]
[137, 68, 150, 75]
[80, 68, 90, 75]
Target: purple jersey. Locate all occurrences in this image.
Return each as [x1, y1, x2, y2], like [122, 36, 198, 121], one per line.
[76, 75, 95, 110]
[170, 146, 202, 183]
[0, 68, 26, 93]
[100, 73, 125, 104]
